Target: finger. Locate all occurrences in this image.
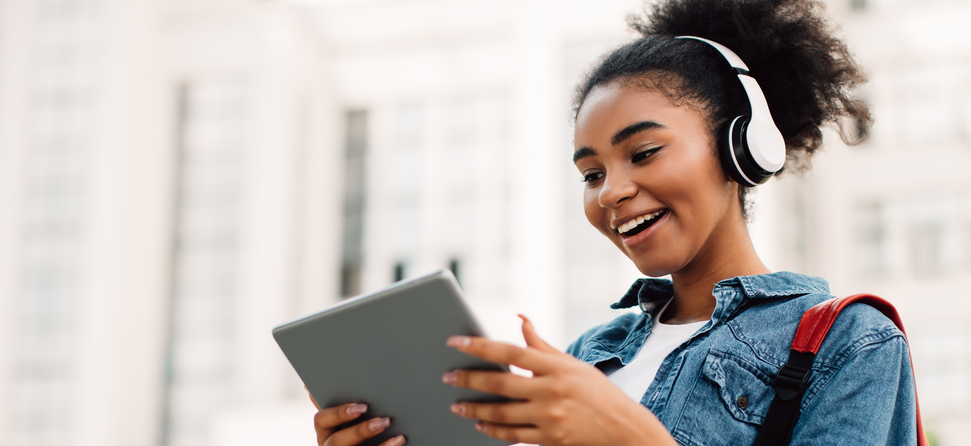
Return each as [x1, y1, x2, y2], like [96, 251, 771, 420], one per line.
[446, 336, 556, 374]
[306, 386, 321, 410]
[314, 403, 368, 439]
[326, 417, 391, 446]
[519, 314, 559, 354]
[379, 435, 407, 446]
[442, 369, 538, 399]
[474, 422, 542, 444]
[451, 401, 536, 425]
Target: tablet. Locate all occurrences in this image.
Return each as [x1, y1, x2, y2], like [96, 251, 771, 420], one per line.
[272, 270, 511, 446]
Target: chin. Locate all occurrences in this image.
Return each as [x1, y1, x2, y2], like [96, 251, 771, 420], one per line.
[630, 256, 682, 278]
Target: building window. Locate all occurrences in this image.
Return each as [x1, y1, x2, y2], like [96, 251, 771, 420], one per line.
[36, 0, 99, 20]
[446, 98, 478, 192]
[444, 99, 480, 246]
[393, 262, 406, 282]
[912, 328, 971, 416]
[448, 258, 461, 285]
[341, 265, 361, 297]
[909, 222, 944, 278]
[161, 81, 245, 446]
[447, 98, 478, 151]
[341, 110, 368, 297]
[853, 201, 885, 276]
[392, 104, 424, 254]
[8, 1, 97, 443]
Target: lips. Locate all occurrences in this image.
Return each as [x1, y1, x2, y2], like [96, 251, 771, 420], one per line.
[616, 209, 668, 237]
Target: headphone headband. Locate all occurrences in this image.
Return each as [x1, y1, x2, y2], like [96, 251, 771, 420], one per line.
[676, 36, 749, 72]
[675, 36, 786, 186]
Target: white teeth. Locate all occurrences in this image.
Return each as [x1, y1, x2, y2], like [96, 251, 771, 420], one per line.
[618, 210, 664, 234]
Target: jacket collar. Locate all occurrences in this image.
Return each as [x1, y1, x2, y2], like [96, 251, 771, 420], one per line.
[610, 271, 830, 317]
[610, 278, 672, 312]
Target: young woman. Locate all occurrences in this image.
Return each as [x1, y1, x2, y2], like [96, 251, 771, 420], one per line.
[311, 0, 918, 444]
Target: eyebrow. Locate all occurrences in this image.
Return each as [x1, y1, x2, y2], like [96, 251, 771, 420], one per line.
[611, 121, 664, 146]
[572, 120, 665, 164]
[573, 147, 596, 163]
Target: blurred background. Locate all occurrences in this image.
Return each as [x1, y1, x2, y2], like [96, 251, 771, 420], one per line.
[0, 0, 969, 445]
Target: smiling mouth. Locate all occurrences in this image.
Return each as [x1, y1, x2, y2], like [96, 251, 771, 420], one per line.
[617, 209, 668, 237]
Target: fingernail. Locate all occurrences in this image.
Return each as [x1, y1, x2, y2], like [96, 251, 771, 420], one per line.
[447, 336, 470, 348]
[450, 403, 465, 416]
[475, 423, 486, 432]
[389, 435, 407, 446]
[441, 371, 457, 384]
[346, 403, 367, 416]
[369, 417, 390, 432]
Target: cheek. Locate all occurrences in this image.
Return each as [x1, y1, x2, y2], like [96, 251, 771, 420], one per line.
[652, 144, 732, 228]
[582, 188, 605, 231]
[650, 152, 707, 208]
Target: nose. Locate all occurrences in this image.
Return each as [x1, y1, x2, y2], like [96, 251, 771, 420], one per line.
[598, 170, 637, 208]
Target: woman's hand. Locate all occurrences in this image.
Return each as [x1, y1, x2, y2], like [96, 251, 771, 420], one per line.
[442, 315, 678, 446]
[307, 392, 406, 446]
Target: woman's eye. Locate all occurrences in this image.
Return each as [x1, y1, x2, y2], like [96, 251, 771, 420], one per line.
[581, 172, 604, 183]
[632, 147, 661, 163]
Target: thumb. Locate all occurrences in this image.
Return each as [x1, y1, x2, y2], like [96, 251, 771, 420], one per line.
[519, 314, 559, 354]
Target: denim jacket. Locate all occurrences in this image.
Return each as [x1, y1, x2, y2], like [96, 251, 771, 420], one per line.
[566, 271, 917, 445]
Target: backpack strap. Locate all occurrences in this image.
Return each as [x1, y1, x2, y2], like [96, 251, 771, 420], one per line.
[753, 294, 928, 446]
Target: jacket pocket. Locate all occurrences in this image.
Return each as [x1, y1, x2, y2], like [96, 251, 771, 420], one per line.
[672, 350, 777, 446]
[699, 350, 775, 425]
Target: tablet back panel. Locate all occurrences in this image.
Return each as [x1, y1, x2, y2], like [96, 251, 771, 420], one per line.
[273, 270, 510, 446]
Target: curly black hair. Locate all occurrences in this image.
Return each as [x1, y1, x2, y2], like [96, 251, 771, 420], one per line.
[573, 0, 871, 217]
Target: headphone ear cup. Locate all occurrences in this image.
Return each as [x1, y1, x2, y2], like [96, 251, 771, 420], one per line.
[719, 116, 752, 185]
[721, 115, 775, 186]
[677, 36, 785, 184]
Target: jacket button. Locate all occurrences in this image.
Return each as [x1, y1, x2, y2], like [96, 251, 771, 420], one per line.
[736, 396, 749, 410]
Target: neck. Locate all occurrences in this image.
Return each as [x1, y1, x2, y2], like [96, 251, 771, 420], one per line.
[664, 212, 770, 324]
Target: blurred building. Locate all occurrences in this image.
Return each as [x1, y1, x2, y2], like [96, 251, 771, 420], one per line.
[759, 0, 971, 442]
[0, 0, 337, 445]
[0, 0, 968, 445]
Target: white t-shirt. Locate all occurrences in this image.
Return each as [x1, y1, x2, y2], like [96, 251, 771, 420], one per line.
[607, 305, 708, 403]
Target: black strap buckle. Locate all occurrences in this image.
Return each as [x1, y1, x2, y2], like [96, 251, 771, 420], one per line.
[772, 351, 815, 401]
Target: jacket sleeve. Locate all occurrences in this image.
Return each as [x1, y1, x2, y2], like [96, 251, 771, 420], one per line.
[791, 332, 918, 445]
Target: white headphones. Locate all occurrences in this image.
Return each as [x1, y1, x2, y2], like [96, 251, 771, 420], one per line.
[676, 36, 786, 186]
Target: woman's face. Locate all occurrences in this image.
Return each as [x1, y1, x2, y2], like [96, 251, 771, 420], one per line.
[573, 81, 741, 277]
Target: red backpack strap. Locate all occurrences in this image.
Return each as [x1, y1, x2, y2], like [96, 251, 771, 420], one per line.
[754, 294, 928, 446]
